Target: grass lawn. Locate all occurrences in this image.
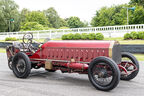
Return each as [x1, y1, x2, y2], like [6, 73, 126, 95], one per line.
[133, 54, 144, 61]
[104, 37, 144, 44]
[0, 48, 6, 53]
[119, 40, 144, 44]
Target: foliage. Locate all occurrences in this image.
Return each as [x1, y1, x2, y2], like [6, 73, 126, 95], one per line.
[21, 22, 44, 31]
[20, 8, 30, 26]
[25, 11, 50, 27]
[1, 0, 144, 33]
[130, 0, 144, 7]
[124, 33, 131, 40]
[95, 33, 104, 40]
[138, 31, 144, 39]
[5, 37, 17, 41]
[42, 27, 56, 30]
[130, 31, 138, 39]
[0, 0, 20, 32]
[91, 5, 127, 27]
[73, 33, 81, 40]
[62, 34, 68, 40]
[62, 33, 104, 40]
[67, 16, 84, 28]
[91, 3, 144, 27]
[129, 6, 144, 24]
[59, 18, 68, 27]
[62, 33, 74, 40]
[81, 21, 89, 27]
[88, 33, 96, 40]
[59, 27, 69, 29]
[67, 33, 74, 40]
[81, 33, 89, 40]
[123, 31, 144, 40]
[44, 7, 67, 28]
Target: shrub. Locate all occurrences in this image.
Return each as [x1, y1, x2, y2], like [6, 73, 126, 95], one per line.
[124, 33, 131, 40]
[95, 33, 104, 40]
[61, 32, 104, 40]
[5, 37, 17, 41]
[81, 33, 88, 40]
[67, 33, 74, 40]
[130, 31, 138, 40]
[88, 33, 96, 40]
[73, 33, 81, 40]
[138, 31, 144, 39]
[62, 33, 74, 40]
[62, 34, 68, 40]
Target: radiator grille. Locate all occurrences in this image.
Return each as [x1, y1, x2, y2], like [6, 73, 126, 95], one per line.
[112, 44, 121, 64]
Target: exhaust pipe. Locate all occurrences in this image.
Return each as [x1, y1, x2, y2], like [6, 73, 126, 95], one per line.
[64, 62, 88, 70]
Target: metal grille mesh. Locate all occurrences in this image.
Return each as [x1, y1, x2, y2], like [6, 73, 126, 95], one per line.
[112, 44, 121, 64]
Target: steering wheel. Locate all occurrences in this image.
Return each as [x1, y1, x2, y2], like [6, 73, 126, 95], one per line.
[22, 33, 33, 50]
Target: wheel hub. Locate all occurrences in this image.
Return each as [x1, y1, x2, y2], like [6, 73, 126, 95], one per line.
[16, 59, 26, 73]
[98, 69, 107, 78]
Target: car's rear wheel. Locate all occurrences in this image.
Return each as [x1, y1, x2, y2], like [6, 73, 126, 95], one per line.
[88, 56, 120, 91]
[12, 52, 31, 78]
[120, 52, 139, 80]
[8, 56, 13, 70]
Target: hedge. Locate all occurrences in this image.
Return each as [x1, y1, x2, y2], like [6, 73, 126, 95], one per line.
[5, 37, 17, 41]
[62, 33, 104, 40]
[124, 31, 144, 40]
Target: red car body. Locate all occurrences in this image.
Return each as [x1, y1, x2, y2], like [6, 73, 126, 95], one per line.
[6, 34, 139, 91]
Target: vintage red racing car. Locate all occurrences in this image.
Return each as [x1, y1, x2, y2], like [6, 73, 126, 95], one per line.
[6, 33, 139, 91]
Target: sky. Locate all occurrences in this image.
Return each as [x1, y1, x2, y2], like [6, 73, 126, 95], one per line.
[14, 0, 130, 22]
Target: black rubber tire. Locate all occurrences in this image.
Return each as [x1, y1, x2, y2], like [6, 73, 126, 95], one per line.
[121, 52, 139, 80]
[12, 52, 31, 78]
[8, 56, 13, 70]
[45, 69, 56, 72]
[88, 56, 120, 91]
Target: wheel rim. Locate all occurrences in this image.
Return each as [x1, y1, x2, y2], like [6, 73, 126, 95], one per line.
[92, 62, 114, 87]
[16, 59, 26, 73]
[8, 61, 12, 69]
[121, 57, 136, 76]
[8, 57, 13, 69]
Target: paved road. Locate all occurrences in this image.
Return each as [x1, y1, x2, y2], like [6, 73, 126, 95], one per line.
[0, 53, 144, 96]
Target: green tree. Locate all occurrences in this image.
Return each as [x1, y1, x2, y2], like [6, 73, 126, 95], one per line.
[20, 8, 30, 26]
[91, 5, 127, 27]
[81, 21, 88, 27]
[130, 0, 144, 6]
[25, 11, 50, 27]
[129, 6, 144, 24]
[59, 18, 68, 27]
[67, 16, 84, 28]
[0, 0, 20, 32]
[44, 7, 61, 28]
[21, 22, 44, 31]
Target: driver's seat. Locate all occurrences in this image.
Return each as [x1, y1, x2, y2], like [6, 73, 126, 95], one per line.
[13, 41, 23, 49]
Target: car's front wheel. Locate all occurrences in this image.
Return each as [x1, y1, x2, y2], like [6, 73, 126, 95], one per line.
[12, 52, 31, 78]
[88, 56, 120, 91]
